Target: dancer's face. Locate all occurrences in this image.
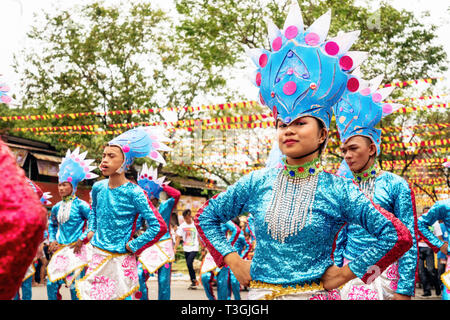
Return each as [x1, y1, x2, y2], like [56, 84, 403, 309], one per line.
[100, 146, 125, 176]
[277, 116, 327, 162]
[58, 182, 73, 197]
[341, 135, 376, 172]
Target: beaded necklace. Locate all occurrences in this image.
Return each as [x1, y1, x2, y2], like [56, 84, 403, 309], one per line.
[265, 157, 322, 243]
[57, 195, 76, 224]
[353, 163, 380, 199]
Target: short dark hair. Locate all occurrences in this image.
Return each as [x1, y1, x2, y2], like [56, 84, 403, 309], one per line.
[182, 209, 191, 217]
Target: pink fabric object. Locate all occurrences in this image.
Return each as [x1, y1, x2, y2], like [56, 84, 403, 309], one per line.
[0, 140, 47, 300]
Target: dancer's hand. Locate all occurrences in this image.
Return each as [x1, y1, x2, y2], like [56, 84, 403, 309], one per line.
[70, 240, 83, 254]
[321, 265, 356, 291]
[125, 242, 133, 253]
[224, 252, 252, 286]
[440, 242, 448, 255]
[86, 231, 94, 242]
[48, 241, 59, 253]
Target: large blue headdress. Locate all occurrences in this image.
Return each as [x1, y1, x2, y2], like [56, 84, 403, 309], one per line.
[137, 163, 168, 199]
[58, 147, 98, 193]
[248, 2, 368, 129]
[332, 72, 403, 155]
[108, 126, 171, 173]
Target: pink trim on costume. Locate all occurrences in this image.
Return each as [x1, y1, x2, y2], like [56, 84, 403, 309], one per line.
[134, 191, 168, 256]
[408, 184, 420, 292]
[194, 194, 226, 267]
[331, 222, 347, 261]
[230, 221, 241, 246]
[355, 179, 412, 284]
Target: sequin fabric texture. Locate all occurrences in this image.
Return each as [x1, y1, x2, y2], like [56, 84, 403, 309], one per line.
[49, 197, 91, 245]
[195, 166, 412, 287]
[0, 140, 47, 300]
[418, 199, 450, 250]
[333, 171, 418, 296]
[88, 180, 166, 254]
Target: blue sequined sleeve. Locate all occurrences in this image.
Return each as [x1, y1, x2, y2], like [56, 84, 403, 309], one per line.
[127, 188, 167, 254]
[87, 182, 99, 234]
[342, 180, 413, 283]
[418, 200, 450, 251]
[392, 180, 418, 296]
[78, 200, 92, 241]
[195, 172, 254, 267]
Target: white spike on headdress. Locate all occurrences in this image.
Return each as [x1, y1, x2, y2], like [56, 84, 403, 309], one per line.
[266, 18, 282, 47]
[283, 1, 304, 34]
[327, 30, 360, 56]
[305, 10, 331, 44]
[246, 48, 265, 67]
[344, 51, 368, 71]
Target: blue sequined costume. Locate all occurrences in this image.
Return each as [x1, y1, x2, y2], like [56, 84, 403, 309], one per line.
[418, 199, 450, 251]
[333, 171, 418, 296]
[195, 166, 412, 296]
[88, 179, 166, 254]
[47, 197, 91, 300]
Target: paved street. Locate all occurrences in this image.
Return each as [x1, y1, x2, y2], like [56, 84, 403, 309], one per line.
[22, 276, 439, 300]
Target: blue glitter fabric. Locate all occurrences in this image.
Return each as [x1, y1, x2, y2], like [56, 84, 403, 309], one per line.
[418, 199, 450, 250]
[88, 179, 166, 254]
[333, 172, 418, 296]
[48, 197, 91, 245]
[195, 166, 412, 287]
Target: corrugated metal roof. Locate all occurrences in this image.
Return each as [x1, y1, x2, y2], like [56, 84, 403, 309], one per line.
[30, 152, 62, 163]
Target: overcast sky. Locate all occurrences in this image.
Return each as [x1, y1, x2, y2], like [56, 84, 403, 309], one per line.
[0, 0, 448, 107]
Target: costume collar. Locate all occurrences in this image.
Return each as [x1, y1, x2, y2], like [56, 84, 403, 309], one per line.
[62, 195, 76, 202]
[282, 157, 323, 178]
[353, 162, 380, 182]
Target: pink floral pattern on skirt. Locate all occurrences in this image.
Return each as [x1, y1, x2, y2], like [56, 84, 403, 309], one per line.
[122, 255, 138, 282]
[347, 285, 378, 300]
[53, 255, 69, 273]
[90, 275, 117, 300]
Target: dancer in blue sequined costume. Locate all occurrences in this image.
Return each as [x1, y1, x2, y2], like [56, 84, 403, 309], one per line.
[332, 73, 418, 300]
[194, 3, 413, 300]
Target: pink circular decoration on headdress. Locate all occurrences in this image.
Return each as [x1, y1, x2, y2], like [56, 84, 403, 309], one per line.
[360, 88, 371, 96]
[84, 167, 89, 172]
[382, 103, 393, 114]
[259, 54, 268, 68]
[255, 72, 262, 86]
[67, 177, 73, 183]
[324, 41, 339, 56]
[339, 55, 353, 71]
[283, 81, 297, 96]
[152, 142, 160, 149]
[272, 106, 278, 120]
[0, 86, 10, 92]
[285, 25, 298, 39]
[372, 93, 382, 102]
[122, 145, 130, 153]
[272, 37, 282, 51]
[1, 95, 11, 104]
[259, 92, 265, 105]
[150, 151, 158, 159]
[347, 78, 359, 92]
[305, 32, 320, 46]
